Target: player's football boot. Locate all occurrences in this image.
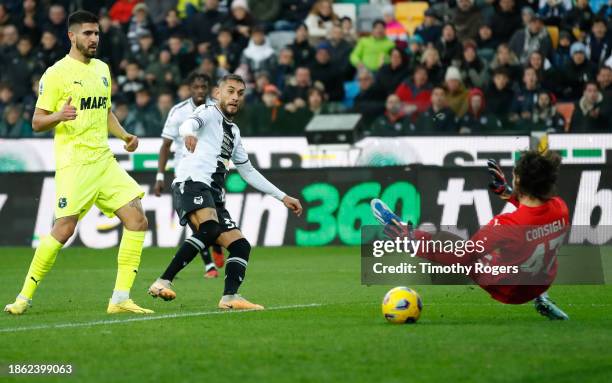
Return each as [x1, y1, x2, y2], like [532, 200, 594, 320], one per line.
[147, 278, 177, 301]
[212, 247, 225, 268]
[371, 199, 402, 226]
[218, 294, 264, 310]
[204, 268, 219, 279]
[107, 299, 154, 314]
[4, 295, 31, 315]
[534, 294, 569, 320]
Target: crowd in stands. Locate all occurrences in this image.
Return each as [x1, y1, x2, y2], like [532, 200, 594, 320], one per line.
[1, 0, 611, 138]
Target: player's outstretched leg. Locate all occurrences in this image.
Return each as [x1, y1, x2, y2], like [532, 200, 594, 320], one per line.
[534, 292, 569, 320]
[218, 237, 263, 310]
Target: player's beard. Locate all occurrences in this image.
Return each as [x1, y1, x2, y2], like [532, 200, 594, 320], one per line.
[76, 39, 96, 59]
[219, 100, 239, 117]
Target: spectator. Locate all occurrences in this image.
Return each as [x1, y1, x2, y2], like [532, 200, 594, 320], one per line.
[17, 0, 45, 44]
[273, 48, 294, 91]
[451, 0, 482, 42]
[511, 67, 540, 122]
[413, 86, 457, 133]
[436, 23, 462, 67]
[251, 84, 289, 135]
[382, 4, 407, 47]
[406, 35, 425, 72]
[490, 0, 522, 43]
[126, 3, 157, 54]
[551, 30, 573, 69]
[128, 87, 162, 136]
[0, 24, 19, 56]
[109, 0, 142, 25]
[596, 65, 612, 123]
[485, 68, 515, 123]
[44, 4, 68, 51]
[376, 48, 411, 97]
[370, 94, 412, 136]
[21, 75, 40, 121]
[395, 65, 432, 115]
[36, 29, 64, 68]
[196, 55, 227, 85]
[352, 69, 386, 126]
[585, 17, 611, 66]
[176, 81, 190, 100]
[2, 36, 42, 99]
[237, 25, 276, 81]
[476, 21, 497, 62]
[249, 0, 282, 28]
[0, 83, 16, 118]
[526, 50, 558, 93]
[340, 17, 357, 46]
[167, 34, 196, 77]
[421, 47, 445, 86]
[118, 61, 146, 103]
[350, 20, 394, 72]
[288, 87, 333, 134]
[283, 66, 312, 111]
[145, 0, 178, 24]
[246, 71, 271, 105]
[129, 29, 158, 69]
[275, 0, 314, 31]
[530, 90, 566, 132]
[326, 24, 353, 79]
[562, 0, 595, 33]
[211, 27, 241, 73]
[0, 5, 12, 28]
[309, 42, 344, 101]
[156, 90, 175, 121]
[304, 0, 337, 43]
[457, 88, 504, 133]
[489, 43, 522, 86]
[157, 9, 184, 42]
[226, 0, 255, 49]
[444, 66, 469, 118]
[98, 14, 129, 75]
[0, 104, 32, 138]
[509, 13, 553, 64]
[188, 0, 227, 45]
[538, 0, 567, 27]
[146, 49, 182, 94]
[288, 23, 315, 67]
[113, 98, 133, 128]
[415, 8, 442, 46]
[559, 42, 597, 100]
[570, 82, 608, 131]
[459, 40, 488, 89]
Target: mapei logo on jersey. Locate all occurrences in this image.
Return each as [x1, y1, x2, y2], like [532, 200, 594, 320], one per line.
[80, 96, 108, 110]
[101, 76, 109, 87]
[58, 197, 67, 209]
[193, 196, 203, 205]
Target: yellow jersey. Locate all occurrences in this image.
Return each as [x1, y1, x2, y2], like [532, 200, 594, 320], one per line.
[36, 55, 113, 170]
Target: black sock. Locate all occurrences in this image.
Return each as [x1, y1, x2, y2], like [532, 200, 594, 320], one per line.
[200, 247, 213, 266]
[223, 239, 251, 295]
[161, 237, 202, 281]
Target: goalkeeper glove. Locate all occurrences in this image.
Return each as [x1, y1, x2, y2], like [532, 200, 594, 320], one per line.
[487, 159, 513, 199]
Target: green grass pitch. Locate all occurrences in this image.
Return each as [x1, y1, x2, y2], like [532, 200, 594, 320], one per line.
[0, 246, 611, 383]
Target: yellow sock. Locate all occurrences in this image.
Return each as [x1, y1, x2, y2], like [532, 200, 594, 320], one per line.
[19, 235, 63, 300]
[114, 229, 145, 293]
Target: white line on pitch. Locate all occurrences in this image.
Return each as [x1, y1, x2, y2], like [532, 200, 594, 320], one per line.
[0, 303, 322, 333]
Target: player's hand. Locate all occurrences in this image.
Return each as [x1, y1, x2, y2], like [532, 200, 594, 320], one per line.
[487, 159, 513, 200]
[153, 180, 164, 197]
[283, 196, 303, 217]
[185, 135, 198, 153]
[124, 134, 139, 152]
[58, 96, 77, 121]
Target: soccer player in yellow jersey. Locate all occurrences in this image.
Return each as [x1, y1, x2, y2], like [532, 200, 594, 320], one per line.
[4, 11, 153, 315]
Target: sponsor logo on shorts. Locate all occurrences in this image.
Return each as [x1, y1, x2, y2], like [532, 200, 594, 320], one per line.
[193, 196, 203, 205]
[58, 197, 67, 208]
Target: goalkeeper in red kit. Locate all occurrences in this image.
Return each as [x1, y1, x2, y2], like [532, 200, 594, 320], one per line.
[371, 150, 570, 320]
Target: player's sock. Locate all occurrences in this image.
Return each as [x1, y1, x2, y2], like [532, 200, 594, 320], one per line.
[205, 263, 216, 272]
[113, 228, 145, 300]
[223, 239, 251, 295]
[200, 247, 214, 269]
[18, 235, 63, 300]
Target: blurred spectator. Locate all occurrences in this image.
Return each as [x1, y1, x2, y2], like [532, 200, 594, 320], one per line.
[520, 6, 535, 28]
[273, 48, 294, 91]
[382, 4, 407, 47]
[538, 0, 567, 27]
[167, 34, 196, 77]
[444, 66, 469, 118]
[395, 65, 432, 115]
[157, 9, 184, 42]
[370, 94, 411, 136]
[406, 35, 425, 72]
[350, 20, 394, 72]
[570, 82, 608, 131]
[286, 87, 331, 134]
[413, 86, 457, 133]
[0, 5, 12, 28]
[44, 4, 67, 50]
[226, 0, 255, 49]
[36, 29, 64, 68]
[247, 71, 271, 105]
[156, 91, 175, 121]
[415, 9, 442, 46]
[511, 67, 540, 122]
[2, 36, 42, 99]
[491, 0, 522, 44]
[326, 24, 353, 79]
[457, 88, 503, 133]
[237, 25, 276, 82]
[17, 0, 45, 43]
[596, 65, 612, 123]
[559, 42, 596, 100]
[376, 48, 411, 97]
[489, 43, 522, 86]
[526, 50, 558, 93]
[275, 0, 314, 31]
[283, 66, 311, 111]
[485, 68, 515, 122]
[110, 0, 142, 25]
[127, 87, 162, 136]
[113, 98, 132, 126]
[196, 55, 227, 85]
[118, 61, 146, 103]
[145, 0, 178, 24]
[212, 27, 241, 73]
[340, 17, 357, 45]
[476, 21, 497, 61]
[146, 49, 181, 94]
[0, 104, 32, 138]
[458, 40, 488, 88]
[288, 23, 315, 67]
[0, 24, 19, 57]
[509, 13, 552, 64]
[352, 69, 386, 126]
[585, 17, 611, 66]
[126, 3, 157, 53]
[451, 0, 482, 42]
[436, 24, 462, 67]
[304, 0, 337, 43]
[562, 0, 595, 33]
[176, 81, 190, 100]
[129, 29, 158, 69]
[188, 0, 227, 45]
[249, 0, 282, 28]
[251, 84, 289, 135]
[552, 29, 572, 68]
[421, 47, 445, 86]
[21, 75, 40, 121]
[309, 42, 344, 101]
[98, 14, 128, 75]
[0, 83, 16, 118]
[529, 90, 566, 131]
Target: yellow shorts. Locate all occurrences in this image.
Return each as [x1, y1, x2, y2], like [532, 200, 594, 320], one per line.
[54, 157, 144, 220]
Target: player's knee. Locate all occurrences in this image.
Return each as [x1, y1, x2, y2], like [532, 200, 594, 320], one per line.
[227, 238, 251, 261]
[51, 219, 77, 243]
[194, 220, 223, 247]
[125, 214, 148, 231]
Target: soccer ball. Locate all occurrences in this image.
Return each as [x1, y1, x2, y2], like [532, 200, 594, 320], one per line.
[382, 286, 422, 324]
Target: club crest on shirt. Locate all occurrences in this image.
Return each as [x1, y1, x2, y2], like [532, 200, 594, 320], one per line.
[101, 76, 108, 87]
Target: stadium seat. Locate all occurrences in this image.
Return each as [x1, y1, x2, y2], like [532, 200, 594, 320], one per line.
[267, 31, 296, 52]
[547, 26, 559, 49]
[333, 3, 357, 23]
[556, 102, 575, 132]
[358, 3, 384, 33]
[395, 1, 429, 35]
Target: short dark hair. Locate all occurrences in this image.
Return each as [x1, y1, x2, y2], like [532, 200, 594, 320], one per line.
[218, 74, 246, 87]
[514, 150, 561, 200]
[372, 19, 385, 29]
[186, 72, 212, 87]
[67, 10, 98, 29]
